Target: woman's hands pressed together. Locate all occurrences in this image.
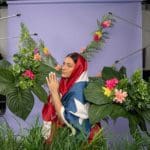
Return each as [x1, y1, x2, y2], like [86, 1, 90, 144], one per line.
[46, 72, 63, 121]
[46, 72, 59, 94]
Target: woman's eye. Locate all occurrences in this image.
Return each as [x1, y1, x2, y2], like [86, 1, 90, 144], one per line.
[67, 64, 73, 68]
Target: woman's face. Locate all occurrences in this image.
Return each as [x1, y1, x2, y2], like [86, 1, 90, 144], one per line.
[61, 57, 76, 78]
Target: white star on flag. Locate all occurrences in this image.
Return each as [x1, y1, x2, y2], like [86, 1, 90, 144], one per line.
[69, 98, 89, 124]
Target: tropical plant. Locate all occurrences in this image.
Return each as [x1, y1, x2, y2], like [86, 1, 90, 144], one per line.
[84, 66, 150, 139]
[0, 23, 60, 120]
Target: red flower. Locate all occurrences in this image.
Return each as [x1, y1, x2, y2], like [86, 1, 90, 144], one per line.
[101, 20, 112, 28]
[93, 34, 100, 42]
[93, 31, 102, 42]
[22, 69, 35, 80]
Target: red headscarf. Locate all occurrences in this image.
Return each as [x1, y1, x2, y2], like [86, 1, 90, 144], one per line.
[59, 53, 87, 96]
[42, 53, 87, 122]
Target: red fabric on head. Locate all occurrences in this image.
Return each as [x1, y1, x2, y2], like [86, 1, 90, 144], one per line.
[59, 54, 87, 96]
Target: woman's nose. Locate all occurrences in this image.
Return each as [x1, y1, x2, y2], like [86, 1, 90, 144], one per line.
[62, 65, 66, 70]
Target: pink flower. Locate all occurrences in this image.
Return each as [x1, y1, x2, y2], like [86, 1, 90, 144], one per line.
[113, 89, 128, 104]
[105, 78, 119, 90]
[101, 20, 112, 28]
[22, 70, 35, 80]
[34, 48, 39, 54]
[34, 53, 41, 61]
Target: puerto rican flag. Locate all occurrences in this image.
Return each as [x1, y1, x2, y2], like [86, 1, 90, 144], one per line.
[60, 71, 91, 135]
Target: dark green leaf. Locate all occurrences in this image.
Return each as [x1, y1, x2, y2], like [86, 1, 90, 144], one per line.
[42, 55, 57, 68]
[6, 87, 34, 120]
[109, 104, 129, 119]
[88, 103, 129, 124]
[128, 115, 140, 136]
[0, 68, 15, 93]
[138, 118, 149, 133]
[0, 59, 11, 69]
[119, 66, 127, 77]
[84, 79, 110, 105]
[89, 104, 107, 124]
[102, 66, 124, 80]
[36, 63, 61, 85]
[31, 84, 47, 103]
[141, 110, 150, 122]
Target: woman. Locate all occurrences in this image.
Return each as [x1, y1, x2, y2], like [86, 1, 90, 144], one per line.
[42, 52, 100, 143]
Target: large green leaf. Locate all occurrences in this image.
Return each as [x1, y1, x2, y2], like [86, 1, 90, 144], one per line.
[42, 55, 57, 68]
[0, 59, 11, 69]
[102, 66, 125, 80]
[84, 79, 110, 105]
[31, 83, 47, 103]
[6, 87, 34, 120]
[88, 103, 128, 124]
[0, 68, 15, 94]
[88, 104, 111, 124]
[36, 63, 61, 85]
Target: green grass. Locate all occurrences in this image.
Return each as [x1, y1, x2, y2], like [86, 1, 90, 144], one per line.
[0, 119, 149, 150]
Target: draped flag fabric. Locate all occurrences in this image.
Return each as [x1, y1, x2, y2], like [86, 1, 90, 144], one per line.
[60, 71, 91, 135]
[42, 53, 100, 141]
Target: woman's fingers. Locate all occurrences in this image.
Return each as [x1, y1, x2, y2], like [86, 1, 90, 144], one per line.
[49, 72, 56, 81]
[46, 72, 59, 93]
[46, 77, 49, 84]
[47, 72, 57, 85]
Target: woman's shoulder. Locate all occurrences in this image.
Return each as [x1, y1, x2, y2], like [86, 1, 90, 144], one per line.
[71, 81, 88, 91]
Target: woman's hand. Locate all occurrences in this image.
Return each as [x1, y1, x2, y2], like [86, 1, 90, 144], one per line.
[46, 72, 63, 122]
[46, 72, 59, 94]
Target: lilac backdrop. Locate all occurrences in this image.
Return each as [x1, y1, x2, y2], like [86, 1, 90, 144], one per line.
[5, 0, 142, 138]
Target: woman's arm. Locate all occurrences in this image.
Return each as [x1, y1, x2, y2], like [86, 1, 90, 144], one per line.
[46, 72, 64, 122]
